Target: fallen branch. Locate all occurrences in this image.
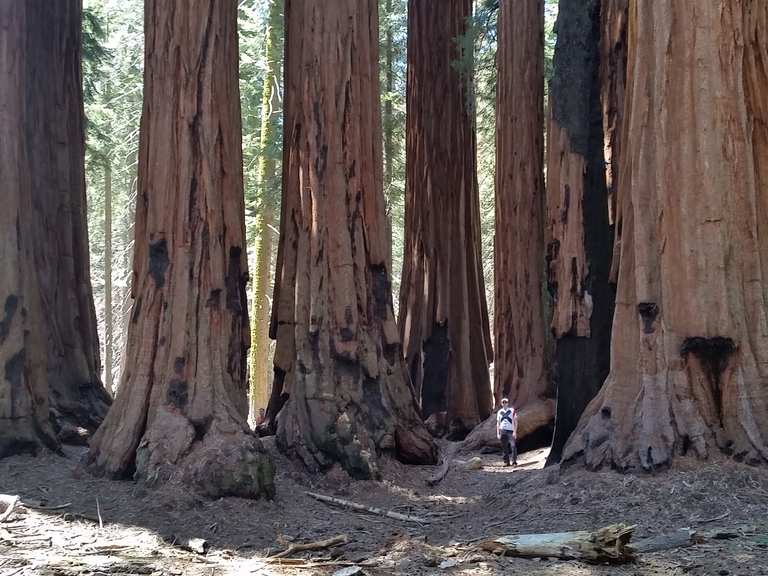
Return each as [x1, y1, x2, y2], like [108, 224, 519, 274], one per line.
[22, 501, 71, 511]
[0, 496, 19, 523]
[305, 492, 429, 524]
[477, 523, 635, 564]
[427, 444, 459, 487]
[270, 534, 349, 559]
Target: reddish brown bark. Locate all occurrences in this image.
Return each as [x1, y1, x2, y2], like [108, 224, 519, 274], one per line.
[266, 0, 437, 478]
[0, 0, 109, 458]
[565, 0, 768, 470]
[87, 0, 274, 497]
[494, 0, 549, 412]
[545, 0, 615, 464]
[600, 0, 628, 284]
[400, 0, 493, 433]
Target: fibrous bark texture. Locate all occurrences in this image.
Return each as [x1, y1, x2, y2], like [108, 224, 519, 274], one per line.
[0, 0, 109, 458]
[494, 0, 549, 410]
[87, 0, 274, 498]
[600, 0, 628, 284]
[545, 0, 615, 464]
[268, 0, 437, 479]
[564, 0, 768, 470]
[400, 0, 493, 431]
[248, 0, 282, 422]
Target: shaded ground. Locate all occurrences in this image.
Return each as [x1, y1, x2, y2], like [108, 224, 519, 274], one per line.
[1, 440, 767, 575]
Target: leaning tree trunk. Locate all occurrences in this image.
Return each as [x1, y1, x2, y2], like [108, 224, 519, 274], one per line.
[87, 0, 274, 498]
[564, 0, 768, 470]
[267, 0, 437, 479]
[248, 0, 282, 423]
[0, 0, 109, 458]
[545, 0, 615, 464]
[400, 0, 493, 433]
[494, 0, 549, 411]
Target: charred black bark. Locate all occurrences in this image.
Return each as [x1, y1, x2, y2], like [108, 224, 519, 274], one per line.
[547, 0, 615, 465]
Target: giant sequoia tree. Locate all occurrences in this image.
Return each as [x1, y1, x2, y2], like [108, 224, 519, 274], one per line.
[267, 0, 437, 478]
[87, 0, 274, 498]
[0, 0, 109, 458]
[494, 0, 549, 410]
[545, 0, 615, 463]
[565, 0, 768, 469]
[400, 0, 493, 432]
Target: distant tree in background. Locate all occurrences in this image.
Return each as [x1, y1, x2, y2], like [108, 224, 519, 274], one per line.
[247, 0, 283, 422]
[400, 0, 493, 434]
[493, 0, 550, 413]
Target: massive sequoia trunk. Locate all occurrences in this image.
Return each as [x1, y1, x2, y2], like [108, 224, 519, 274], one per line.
[266, 0, 437, 479]
[400, 0, 493, 432]
[564, 0, 768, 470]
[0, 0, 109, 458]
[545, 0, 614, 464]
[494, 0, 549, 411]
[87, 0, 274, 498]
[248, 0, 282, 422]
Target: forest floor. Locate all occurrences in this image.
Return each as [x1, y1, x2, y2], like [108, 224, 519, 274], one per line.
[1, 439, 767, 576]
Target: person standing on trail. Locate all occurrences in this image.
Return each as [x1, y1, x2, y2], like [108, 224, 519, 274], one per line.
[496, 398, 518, 466]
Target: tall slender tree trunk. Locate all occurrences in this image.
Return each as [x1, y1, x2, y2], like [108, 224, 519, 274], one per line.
[400, 0, 493, 433]
[249, 0, 282, 423]
[545, 0, 615, 464]
[600, 0, 628, 285]
[383, 0, 395, 274]
[87, 0, 274, 498]
[565, 0, 768, 470]
[267, 0, 437, 478]
[104, 158, 114, 397]
[494, 0, 549, 413]
[0, 0, 109, 458]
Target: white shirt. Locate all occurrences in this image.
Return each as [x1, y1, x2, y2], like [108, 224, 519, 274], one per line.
[497, 406, 515, 432]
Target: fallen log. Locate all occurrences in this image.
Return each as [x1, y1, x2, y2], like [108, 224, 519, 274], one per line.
[460, 400, 554, 454]
[305, 492, 429, 524]
[477, 523, 635, 563]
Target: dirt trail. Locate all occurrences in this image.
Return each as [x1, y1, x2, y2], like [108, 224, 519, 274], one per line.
[1, 441, 767, 575]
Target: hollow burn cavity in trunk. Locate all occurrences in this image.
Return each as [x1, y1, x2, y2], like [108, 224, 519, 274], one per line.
[680, 336, 736, 424]
[226, 246, 245, 313]
[0, 295, 19, 344]
[637, 302, 658, 334]
[149, 239, 169, 288]
[422, 322, 449, 419]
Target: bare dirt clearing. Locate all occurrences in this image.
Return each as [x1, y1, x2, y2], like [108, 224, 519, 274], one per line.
[1, 441, 766, 575]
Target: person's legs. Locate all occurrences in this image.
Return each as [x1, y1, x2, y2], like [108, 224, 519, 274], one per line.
[500, 431, 511, 465]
